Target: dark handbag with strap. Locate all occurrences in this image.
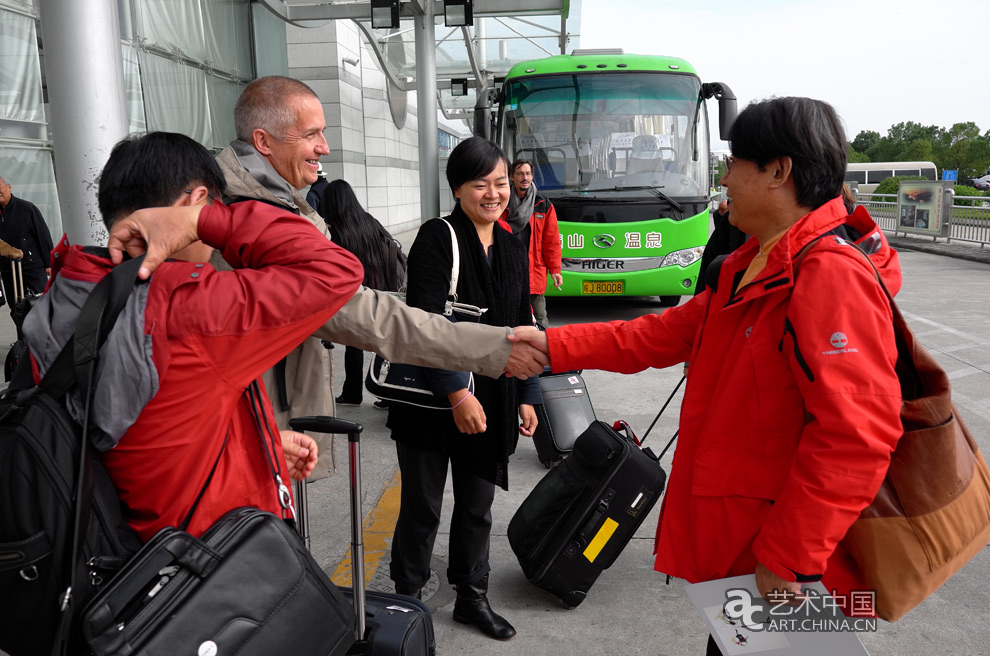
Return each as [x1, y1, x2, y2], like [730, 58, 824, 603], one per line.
[81, 383, 356, 656]
[365, 219, 485, 409]
[794, 237, 990, 622]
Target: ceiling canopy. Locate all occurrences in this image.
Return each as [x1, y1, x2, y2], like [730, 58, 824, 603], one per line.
[256, 0, 581, 119]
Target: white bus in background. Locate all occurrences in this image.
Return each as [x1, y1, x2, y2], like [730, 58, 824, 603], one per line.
[845, 161, 938, 193]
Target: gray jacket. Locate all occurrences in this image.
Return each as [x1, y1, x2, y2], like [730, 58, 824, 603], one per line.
[215, 143, 513, 475]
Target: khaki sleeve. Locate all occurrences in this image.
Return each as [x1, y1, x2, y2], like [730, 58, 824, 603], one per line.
[314, 286, 513, 378]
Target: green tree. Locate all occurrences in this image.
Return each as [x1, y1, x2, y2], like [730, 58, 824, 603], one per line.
[848, 120, 988, 181]
[901, 138, 934, 162]
[851, 130, 881, 156]
[951, 184, 989, 207]
[931, 122, 988, 179]
[712, 159, 726, 188]
[873, 175, 926, 195]
[848, 144, 870, 163]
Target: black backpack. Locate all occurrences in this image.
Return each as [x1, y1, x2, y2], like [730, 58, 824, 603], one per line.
[0, 256, 145, 656]
[378, 223, 407, 293]
[4, 292, 42, 382]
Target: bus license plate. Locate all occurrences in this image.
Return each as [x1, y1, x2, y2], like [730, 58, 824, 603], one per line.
[582, 281, 623, 294]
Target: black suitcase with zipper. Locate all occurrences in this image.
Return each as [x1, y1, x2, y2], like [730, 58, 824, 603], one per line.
[507, 420, 666, 608]
[289, 416, 436, 656]
[531, 371, 597, 468]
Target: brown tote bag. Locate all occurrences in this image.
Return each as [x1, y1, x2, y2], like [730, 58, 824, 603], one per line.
[796, 238, 990, 622]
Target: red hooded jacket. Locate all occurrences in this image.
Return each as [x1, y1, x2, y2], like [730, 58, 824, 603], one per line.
[499, 193, 562, 294]
[546, 198, 902, 595]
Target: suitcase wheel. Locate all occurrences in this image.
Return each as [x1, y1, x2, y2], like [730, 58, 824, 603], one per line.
[562, 590, 586, 609]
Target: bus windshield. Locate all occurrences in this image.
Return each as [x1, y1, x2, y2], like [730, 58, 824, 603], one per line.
[500, 72, 710, 200]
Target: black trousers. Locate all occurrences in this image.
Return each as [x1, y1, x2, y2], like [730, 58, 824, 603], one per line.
[341, 345, 365, 400]
[389, 440, 495, 589]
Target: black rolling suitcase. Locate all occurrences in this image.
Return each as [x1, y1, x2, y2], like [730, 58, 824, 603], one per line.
[4, 258, 41, 381]
[508, 420, 667, 608]
[532, 371, 597, 468]
[289, 416, 436, 656]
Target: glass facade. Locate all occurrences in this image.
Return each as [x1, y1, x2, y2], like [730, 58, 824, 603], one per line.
[0, 0, 289, 239]
[0, 4, 62, 233]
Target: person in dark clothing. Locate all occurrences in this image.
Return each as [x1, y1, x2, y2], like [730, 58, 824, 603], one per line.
[306, 164, 329, 215]
[694, 198, 747, 295]
[387, 137, 540, 641]
[504, 159, 562, 326]
[317, 179, 405, 407]
[0, 176, 54, 302]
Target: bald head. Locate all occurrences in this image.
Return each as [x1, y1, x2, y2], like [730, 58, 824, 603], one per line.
[234, 76, 320, 143]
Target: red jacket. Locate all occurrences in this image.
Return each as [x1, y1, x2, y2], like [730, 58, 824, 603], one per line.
[500, 194, 562, 294]
[41, 201, 363, 541]
[546, 198, 902, 594]
[528, 195, 562, 294]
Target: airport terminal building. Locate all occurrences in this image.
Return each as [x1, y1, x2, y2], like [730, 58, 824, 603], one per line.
[0, 0, 575, 242]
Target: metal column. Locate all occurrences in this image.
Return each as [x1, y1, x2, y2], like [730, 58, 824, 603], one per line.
[415, 2, 440, 223]
[38, 0, 129, 245]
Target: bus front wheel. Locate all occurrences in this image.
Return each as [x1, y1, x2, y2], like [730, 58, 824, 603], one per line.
[658, 296, 680, 307]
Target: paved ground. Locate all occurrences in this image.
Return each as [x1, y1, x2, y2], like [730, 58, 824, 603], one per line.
[2, 228, 987, 656]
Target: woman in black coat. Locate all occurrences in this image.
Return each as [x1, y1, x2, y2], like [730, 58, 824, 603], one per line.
[387, 137, 540, 640]
[318, 179, 405, 406]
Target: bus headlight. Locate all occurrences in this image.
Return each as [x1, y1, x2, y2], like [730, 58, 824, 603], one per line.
[661, 246, 705, 268]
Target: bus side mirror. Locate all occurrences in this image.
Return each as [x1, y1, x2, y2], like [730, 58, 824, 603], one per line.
[702, 82, 737, 142]
[473, 86, 498, 140]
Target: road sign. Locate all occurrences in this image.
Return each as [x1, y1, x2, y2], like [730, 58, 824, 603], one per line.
[943, 169, 958, 181]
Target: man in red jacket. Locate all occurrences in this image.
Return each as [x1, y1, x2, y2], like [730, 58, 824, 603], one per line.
[511, 97, 902, 648]
[504, 159, 562, 326]
[24, 132, 364, 540]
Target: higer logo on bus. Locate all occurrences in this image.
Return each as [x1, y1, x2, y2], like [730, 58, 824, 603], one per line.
[581, 260, 626, 270]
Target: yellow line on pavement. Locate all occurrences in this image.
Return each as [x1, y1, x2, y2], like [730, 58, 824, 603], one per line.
[331, 468, 402, 587]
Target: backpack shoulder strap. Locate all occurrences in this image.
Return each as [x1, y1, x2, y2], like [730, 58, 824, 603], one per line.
[50, 254, 146, 656]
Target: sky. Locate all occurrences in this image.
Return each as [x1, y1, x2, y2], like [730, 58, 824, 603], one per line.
[578, 0, 987, 144]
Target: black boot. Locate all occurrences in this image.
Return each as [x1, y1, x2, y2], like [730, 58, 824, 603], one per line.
[452, 575, 516, 640]
[393, 582, 422, 600]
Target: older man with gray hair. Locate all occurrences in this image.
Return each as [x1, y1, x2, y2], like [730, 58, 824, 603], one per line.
[214, 76, 547, 476]
[0, 175, 54, 305]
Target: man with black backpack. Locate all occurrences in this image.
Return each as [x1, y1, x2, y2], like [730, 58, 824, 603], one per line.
[0, 131, 364, 656]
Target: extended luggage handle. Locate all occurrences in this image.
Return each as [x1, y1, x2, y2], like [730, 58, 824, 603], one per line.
[289, 416, 362, 439]
[612, 375, 684, 457]
[287, 416, 366, 642]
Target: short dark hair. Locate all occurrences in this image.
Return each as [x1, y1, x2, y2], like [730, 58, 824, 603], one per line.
[446, 136, 510, 193]
[510, 159, 533, 176]
[728, 97, 847, 209]
[234, 76, 319, 142]
[97, 132, 226, 229]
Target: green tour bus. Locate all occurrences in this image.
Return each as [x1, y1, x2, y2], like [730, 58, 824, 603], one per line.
[476, 50, 736, 305]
